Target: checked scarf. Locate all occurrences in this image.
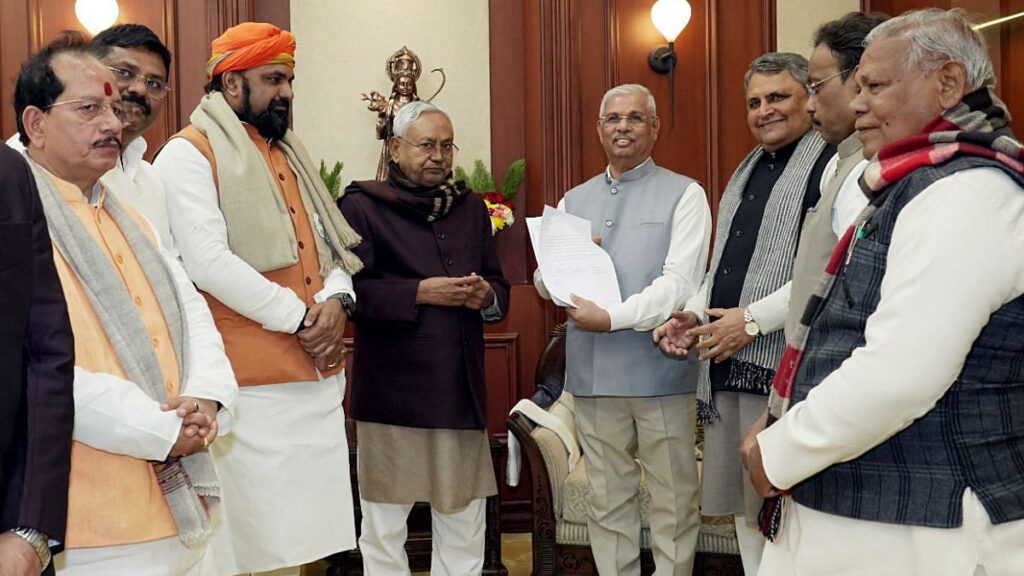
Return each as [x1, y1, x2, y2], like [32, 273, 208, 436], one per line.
[758, 87, 1024, 541]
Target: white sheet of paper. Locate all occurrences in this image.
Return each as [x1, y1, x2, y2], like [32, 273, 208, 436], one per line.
[527, 216, 571, 307]
[538, 205, 622, 308]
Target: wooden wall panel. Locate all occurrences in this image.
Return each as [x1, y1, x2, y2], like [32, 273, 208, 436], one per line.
[1000, 0, 1024, 124]
[708, 0, 774, 214]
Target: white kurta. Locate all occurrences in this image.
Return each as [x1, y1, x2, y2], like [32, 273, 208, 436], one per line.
[154, 136, 357, 573]
[758, 167, 1024, 572]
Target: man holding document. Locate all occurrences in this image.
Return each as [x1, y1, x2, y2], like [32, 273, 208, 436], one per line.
[533, 83, 712, 575]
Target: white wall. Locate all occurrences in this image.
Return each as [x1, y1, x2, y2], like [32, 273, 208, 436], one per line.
[291, 0, 491, 183]
[776, 0, 862, 56]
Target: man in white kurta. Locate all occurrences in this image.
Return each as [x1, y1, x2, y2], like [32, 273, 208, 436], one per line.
[744, 10, 1024, 575]
[154, 22, 360, 576]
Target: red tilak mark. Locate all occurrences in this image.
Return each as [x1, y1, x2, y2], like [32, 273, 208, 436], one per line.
[104, 82, 113, 96]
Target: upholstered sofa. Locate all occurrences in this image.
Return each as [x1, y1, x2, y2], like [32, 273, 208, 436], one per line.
[507, 325, 742, 576]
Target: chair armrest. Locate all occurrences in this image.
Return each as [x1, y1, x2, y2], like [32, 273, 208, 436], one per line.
[507, 412, 559, 560]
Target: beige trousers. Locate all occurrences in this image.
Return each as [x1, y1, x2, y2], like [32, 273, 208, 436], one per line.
[760, 489, 1024, 576]
[575, 394, 700, 576]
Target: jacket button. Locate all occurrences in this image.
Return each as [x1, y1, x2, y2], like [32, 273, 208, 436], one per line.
[298, 241, 305, 249]
[735, 230, 744, 238]
[610, 188, 618, 195]
[723, 266, 732, 275]
[605, 219, 614, 227]
[447, 257, 454, 265]
[439, 233, 447, 240]
[305, 276, 312, 285]
[290, 206, 296, 214]
[278, 173, 285, 181]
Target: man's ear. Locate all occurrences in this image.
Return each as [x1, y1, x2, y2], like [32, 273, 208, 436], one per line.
[936, 60, 969, 110]
[223, 71, 242, 96]
[388, 137, 401, 162]
[21, 106, 46, 148]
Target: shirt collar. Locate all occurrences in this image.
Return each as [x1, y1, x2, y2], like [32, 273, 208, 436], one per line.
[837, 132, 863, 160]
[116, 136, 147, 179]
[762, 137, 800, 162]
[605, 157, 655, 184]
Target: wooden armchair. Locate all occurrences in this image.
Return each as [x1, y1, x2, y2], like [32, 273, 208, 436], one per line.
[507, 324, 743, 575]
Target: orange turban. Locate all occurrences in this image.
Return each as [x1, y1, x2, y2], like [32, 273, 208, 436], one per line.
[206, 22, 295, 78]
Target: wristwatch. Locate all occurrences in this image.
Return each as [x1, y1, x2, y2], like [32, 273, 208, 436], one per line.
[10, 527, 51, 570]
[330, 292, 356, 318]
[743, 308, 761, 337]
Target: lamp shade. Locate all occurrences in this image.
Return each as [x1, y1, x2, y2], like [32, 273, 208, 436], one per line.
[75, 0, 119, 35]
[650, 0, 692, 43]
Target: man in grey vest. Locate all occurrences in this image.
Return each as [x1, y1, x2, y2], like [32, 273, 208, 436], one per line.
[786, 12, 888, 341]
[743, 9, 1024, 574]
[654, 53, 832, 576]
[534, 84, 711, 575]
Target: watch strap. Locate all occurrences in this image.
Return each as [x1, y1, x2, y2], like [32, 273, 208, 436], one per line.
[10, 527, 51, 570]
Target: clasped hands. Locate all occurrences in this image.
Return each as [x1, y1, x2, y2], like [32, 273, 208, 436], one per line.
[298, 298, 347, 372]
[652, 306, 754, 362]
[417, 274, 494, 310]
[160, 396, 219, 458]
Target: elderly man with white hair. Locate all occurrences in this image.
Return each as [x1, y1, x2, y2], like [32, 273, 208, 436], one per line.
[534, 83, 712, 575]
[740, 8, 1024, 575]
[339, 101, 510, 576]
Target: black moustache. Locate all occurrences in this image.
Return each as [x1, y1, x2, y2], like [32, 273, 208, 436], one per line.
[92, 137, 122, 149]
[121, 93, 151, 117]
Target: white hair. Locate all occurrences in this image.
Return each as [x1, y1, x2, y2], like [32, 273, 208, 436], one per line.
[393, 101, 451, 138]
[865, 8, 995, 89]
[599, 84, 657, 117]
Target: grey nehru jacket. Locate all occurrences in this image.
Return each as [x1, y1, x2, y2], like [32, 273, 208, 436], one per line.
[563, 159, 700, 397]
[785, 134, 865, 340]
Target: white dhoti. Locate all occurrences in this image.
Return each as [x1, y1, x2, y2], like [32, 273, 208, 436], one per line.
[210, 375, 356, 574]
[54, 535, 213, 575]
[760, 489, 1024, 576]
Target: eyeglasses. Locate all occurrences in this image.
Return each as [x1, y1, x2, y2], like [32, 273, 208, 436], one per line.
[599, 113, 652, 127]
[805, 67, 853, 96]
[44, 97, 127, 122]
[398, 137, 459, 157]
[107, 66, 171, 99]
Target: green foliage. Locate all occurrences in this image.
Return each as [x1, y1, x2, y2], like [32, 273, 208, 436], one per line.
[469, 159, 496, 193]
[453, 158, 527, 201]
[500, 158, 526, 201]
[319, 159, 345, 199]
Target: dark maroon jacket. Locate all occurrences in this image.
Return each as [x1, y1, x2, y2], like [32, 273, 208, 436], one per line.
[339, 183, 509, 429]
[0, 143, 75, 560]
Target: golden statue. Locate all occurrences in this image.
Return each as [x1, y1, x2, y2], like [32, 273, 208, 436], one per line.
[362, 46, 445, 180]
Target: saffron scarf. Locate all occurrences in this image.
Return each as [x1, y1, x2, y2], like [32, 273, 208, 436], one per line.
[759, 87, 1024, 540]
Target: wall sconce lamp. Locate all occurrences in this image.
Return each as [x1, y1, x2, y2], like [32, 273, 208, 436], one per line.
[649, 0, 691, 126]
[75, 0, 120, 36]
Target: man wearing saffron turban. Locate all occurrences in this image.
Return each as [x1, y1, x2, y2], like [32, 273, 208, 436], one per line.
[154, 22, 362, 576]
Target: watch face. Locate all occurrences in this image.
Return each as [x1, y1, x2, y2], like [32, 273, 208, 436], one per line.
[744, 322, 760, 337]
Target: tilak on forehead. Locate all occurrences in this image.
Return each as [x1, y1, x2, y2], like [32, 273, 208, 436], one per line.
[205, 22, 296, 79]
[104, 81, 113, 96]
